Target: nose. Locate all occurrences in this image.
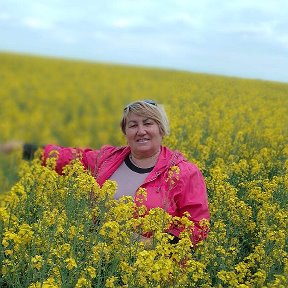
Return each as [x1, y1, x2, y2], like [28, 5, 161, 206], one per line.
[136, 124, 146, 135]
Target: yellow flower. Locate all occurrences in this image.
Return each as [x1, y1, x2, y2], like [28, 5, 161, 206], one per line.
[99, 221, 120, 239]
[64, 257, 77, 270]
[31, 255, 44, 270]
[75, 276, 91, 288]
[86, 266, 96, 279]
[105, 276, 118, 288]
[68, 225, 77, 239]
[30, 277, 60, 288]
[135, 187, 147, 204]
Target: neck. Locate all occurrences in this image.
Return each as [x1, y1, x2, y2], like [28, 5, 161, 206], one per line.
[130, 150, 160, 169]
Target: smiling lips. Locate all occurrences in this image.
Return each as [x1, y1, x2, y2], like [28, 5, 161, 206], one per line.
[136, 138, 150, 143]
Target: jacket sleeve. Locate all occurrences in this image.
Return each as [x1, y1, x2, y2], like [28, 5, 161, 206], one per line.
[170, 163, 210, 245]
[43, 144, 99, 175]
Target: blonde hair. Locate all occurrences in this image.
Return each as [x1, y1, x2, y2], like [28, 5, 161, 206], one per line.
[120, 100, 170, 136]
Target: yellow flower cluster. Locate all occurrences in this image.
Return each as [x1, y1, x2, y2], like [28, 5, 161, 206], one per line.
[0, 159, 204, 287]
[1, 52, 288, 287]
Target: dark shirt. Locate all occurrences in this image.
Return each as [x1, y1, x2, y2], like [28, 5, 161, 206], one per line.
[23, 143, 39, 160]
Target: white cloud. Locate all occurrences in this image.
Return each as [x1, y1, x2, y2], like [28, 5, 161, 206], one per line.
[22, 17, 54, 30]
[111, 18, 133, 29]
[218, 21, 275, 36]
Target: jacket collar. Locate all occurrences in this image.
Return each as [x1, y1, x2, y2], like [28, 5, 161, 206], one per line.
[143, 146, 184, 183]
[97, 145, 184, 185]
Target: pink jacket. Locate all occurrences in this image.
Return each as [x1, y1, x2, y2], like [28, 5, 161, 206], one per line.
[43, 144, 210, 244]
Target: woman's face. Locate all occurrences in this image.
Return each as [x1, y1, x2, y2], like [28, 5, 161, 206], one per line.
[125, 112, 163, 158]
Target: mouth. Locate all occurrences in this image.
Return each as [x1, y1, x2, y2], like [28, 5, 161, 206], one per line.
[136, 138, 150, 143]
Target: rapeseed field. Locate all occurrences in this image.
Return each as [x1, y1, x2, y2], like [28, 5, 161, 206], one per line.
[0, 52, 287, 287]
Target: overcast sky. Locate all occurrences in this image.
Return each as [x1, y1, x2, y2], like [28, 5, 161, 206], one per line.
[1, 0, 287, 83]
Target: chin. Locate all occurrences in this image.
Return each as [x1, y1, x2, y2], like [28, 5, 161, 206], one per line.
[133, 146, 151, 152]
[135, 148, 151, 154]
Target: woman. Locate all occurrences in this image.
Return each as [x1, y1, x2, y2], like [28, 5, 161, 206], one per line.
[0, 100, 210, 244]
